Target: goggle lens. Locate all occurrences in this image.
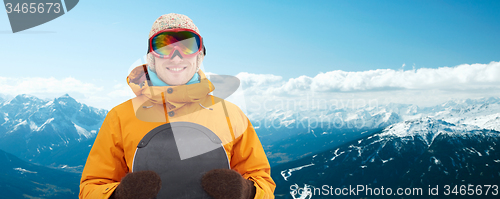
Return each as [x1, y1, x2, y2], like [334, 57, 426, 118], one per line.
[151, 31, 201, 57]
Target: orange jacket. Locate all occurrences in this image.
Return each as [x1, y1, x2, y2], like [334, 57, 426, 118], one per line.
[79, 65, 275, 199]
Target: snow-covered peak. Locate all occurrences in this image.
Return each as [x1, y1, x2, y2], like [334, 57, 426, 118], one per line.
[6, 94, 45, 106]
[0, 94, 108, 170]
[248, 97, 500, 132]
[0, 94, 107, 141]
[378, 116, 493, 147]
[439, 97, 500, 110]
[60, 93, 71, 98]
[54, 94, 79, 107]
[432, 98, 500, 131]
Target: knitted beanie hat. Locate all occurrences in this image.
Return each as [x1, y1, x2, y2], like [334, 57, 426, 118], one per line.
[147, 13, 203, 72]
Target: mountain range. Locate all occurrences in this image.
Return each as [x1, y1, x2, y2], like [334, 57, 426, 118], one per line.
[1, 94, 499, 198]
[2, 94, 498, 169]
[253, 97, 500, 165]
[0, 94, 107, 172]
[271, 110, 500, 198]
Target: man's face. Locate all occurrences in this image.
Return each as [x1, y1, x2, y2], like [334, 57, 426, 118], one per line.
[154, 53, 201, 86]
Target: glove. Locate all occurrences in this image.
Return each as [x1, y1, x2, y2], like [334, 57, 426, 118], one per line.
[201, 169, 256, 199]
[110, 170, 162, 199]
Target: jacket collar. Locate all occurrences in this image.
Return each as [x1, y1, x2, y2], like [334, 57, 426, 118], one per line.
[127, 64, 214, 110]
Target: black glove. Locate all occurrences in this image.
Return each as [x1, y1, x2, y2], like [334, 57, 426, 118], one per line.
[201, 169, 256, 199]
[110, 170, 162, 199]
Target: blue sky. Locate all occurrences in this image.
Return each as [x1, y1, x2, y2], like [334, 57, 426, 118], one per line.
[1, 0, 500, 110]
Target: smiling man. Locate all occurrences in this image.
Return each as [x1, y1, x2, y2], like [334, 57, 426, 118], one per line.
[148, 28, 202, 86]
[79, 13, 276, 199]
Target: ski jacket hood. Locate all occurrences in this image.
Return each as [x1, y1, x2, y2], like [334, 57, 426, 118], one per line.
[127, 64, 213, 107]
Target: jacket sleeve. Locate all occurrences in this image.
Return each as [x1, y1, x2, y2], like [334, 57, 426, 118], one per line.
[79, 109, 128, 199]
[230, 117, 276, 199]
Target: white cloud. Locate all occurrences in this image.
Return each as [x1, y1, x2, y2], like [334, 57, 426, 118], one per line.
[0, 77, 104, 95]
[236, 61, 500, 94]
[0, 77, 134, 110]
[0, 77, 103, 96]
[235, 61, 500, 112]
[311, 61, 500, 92]
[108, 83, 135, 98]
[236, 72, 282, 88]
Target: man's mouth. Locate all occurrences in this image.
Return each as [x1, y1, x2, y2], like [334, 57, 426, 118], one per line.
[167, 67, 186, 72]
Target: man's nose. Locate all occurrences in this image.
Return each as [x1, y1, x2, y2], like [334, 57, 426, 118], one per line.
[170, 50, 183, 63]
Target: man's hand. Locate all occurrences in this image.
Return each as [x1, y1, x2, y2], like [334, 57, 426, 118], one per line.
[201, 169, 256, 199]
[110, 170, 162, 199]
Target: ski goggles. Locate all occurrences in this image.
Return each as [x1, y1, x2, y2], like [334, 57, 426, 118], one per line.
[148, 28, 205, 58]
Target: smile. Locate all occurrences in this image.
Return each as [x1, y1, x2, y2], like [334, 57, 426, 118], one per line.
[167, 67, 186, 72]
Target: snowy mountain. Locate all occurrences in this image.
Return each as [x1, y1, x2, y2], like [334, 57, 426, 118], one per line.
[255, 97, 500, 165]
[432, 98, 500, 132]
[0, 94, 107, 171]
[253, 107, 404, 165]
[272, 117, 500, 198]
[0, 148, 79, 198]
[1, 92, 498, 179]
[251, 97, 500, 132]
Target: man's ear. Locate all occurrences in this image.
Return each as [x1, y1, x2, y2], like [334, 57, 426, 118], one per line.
[197, 53, 205, 71]
[198, 52, 205, 61]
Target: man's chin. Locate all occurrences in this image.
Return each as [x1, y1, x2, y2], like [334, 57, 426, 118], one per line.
[164, 80, 185, 86]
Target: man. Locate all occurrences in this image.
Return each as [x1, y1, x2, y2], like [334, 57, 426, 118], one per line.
[79, 13, 275, 199]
